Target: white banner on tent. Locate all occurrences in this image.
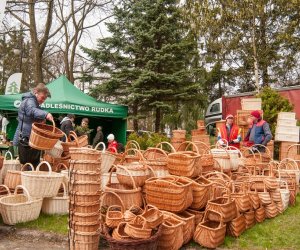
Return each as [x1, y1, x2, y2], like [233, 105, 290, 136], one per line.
[5, 73, 22, 94]
[0, 0, 7, 29]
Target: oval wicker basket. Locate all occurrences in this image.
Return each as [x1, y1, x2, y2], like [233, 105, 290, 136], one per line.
[45, 139, 64, 159]
[42, 182, 69, 215]
[69, 147, 101, 161]
[69, 159, 101, 172]
[21, 161, 64, 198]
[103, 168, 143, 209]
[0, 185, 42, 225]
[29, 120, 63, 150]
[141, 204, 163, 230]
[143, 147, 169, 177]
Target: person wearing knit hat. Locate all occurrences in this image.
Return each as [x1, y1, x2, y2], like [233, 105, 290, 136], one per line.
[107, 133, 118, 153]
[243, 110, 272, 152]
[217, 114, 241, 149]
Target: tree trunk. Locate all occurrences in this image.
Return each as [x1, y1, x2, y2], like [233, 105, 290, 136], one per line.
[34, 52, 44, 83]
[260, 10, 269, 87]
[155, 107, 161, 133]
[133, 102, 139, 131]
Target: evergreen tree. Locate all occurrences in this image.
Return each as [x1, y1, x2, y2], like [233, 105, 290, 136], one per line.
[83, 0, 205, 132]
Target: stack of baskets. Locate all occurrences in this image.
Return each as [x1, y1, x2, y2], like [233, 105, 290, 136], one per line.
[1, 151, 21, 186]
[68, 150, 101, 250]
[171, 130, 186, 151]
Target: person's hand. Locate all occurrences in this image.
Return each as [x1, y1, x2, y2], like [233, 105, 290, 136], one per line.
[46, 113, 54, 122]
[232, 139, 239, 143]
[217, 139, 225, 146]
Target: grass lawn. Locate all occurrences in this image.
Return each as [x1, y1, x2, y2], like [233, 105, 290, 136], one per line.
[1, 195, 299, 249]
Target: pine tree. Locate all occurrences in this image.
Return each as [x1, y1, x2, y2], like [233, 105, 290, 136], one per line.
[83, 0, 205, 132]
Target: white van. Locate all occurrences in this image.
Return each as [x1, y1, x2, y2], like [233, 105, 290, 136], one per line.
[204, 98, 222, 127]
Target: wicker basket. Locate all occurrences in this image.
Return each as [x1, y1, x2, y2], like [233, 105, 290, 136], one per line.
[61, 132, 79, 155]
[265, 202, 279, 218]
[247, 184, 261, 210]
[42, 182, 69, 215]
[158, 213, 184, 250]
[44, 140, 64, 159]
[21, 161, 64, 198]
[69, 190, 101, 204]
[70, 220, 100, 233]
[29, 120, 63, 150]
[186, 209, 205, 227]
[112, 222, 130, 240]
[104, 170, 143, 209]
[70, 210, 100, 223]
[100, 148, 117, 174]
[125, 140, 141, 151]
[69, 147, 101, 161]
[0, 185, 42, 225]
[167, 150, 202, 177]
[227, 212, 246, 237]
[106, 205, 124, 229]
[206, 184, 238, 223]
[230, 184, 251, 213]
[68, 131, 89, 148]
[211, 148, 231, 173]
[116, 163, 150, 188]
[244, 210, 255, 229]
[4, 163, 34, 190]
[190, 176, 213, 210]
[1, 151, 21, 181]
[173, 211, 195, 244]
[279, 181, 290, 210]
[143, 148, 169, 177]
[145, 176, 193, 213]
[257, 183, 272, 206]
[105, 225, 162, 250]
[193, 210, 226, 249]
[124, 205, 143, 223]
[124, 216, 152, 239]
[69, 159, 101, 172]
[70, 169, 100, 182]
[255, 206, 266, 223]
[141, 205, 163, 230]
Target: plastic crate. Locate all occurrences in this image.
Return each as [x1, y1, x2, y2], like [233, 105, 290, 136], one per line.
[241, 98, 262, 110]
[278, 112, 296, 120]
[277, 119, 297, 127]
[276, 126, 299, 134]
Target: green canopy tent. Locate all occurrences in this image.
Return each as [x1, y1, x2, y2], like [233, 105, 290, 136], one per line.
[0, 75, 128, 144]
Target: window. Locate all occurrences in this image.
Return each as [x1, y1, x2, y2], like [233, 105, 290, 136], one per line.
[210, 103, 220, 113]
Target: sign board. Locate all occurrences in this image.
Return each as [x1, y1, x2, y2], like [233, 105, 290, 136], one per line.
[5, 73, 22, 94]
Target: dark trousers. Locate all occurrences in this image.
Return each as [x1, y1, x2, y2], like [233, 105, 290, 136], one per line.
[18, 138, 41, 168]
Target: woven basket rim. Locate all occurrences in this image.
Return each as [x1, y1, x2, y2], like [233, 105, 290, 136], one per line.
[0, 194, 42, 206]
[21, 171, 63, 178]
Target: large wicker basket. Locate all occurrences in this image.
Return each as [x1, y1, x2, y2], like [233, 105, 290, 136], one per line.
[29, 120, 63, 150]
[145, 176, 193, 213]
[69, 147, 101, 161]
[0, 185, 42, 225]
[190, 176, 213, 210]
[21, 161, 64, 198]
[94, 142, 117, 174]
[143, 148, 169, 177]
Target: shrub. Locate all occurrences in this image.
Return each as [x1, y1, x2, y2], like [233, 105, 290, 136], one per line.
[127, 132, 170, 150]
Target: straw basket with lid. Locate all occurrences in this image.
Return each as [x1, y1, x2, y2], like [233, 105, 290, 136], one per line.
[29, 120, 63, 150]
[0, 185, 43, 225]
[21, 161, 64, 198]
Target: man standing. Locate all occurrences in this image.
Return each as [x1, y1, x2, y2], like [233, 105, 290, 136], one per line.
[60, 114, 75, 141]
[217, 114, 241, 148]
[93, 126, 104, 148]
[244, 110, 272, 152]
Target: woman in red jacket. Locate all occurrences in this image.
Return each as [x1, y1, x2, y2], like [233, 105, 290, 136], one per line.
[107, 134, 118, 153]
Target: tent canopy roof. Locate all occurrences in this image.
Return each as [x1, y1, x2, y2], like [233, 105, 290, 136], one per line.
[0, 75, 128, 119]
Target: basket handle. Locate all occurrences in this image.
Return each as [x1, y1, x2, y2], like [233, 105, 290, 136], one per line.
[216, 138, 229, 148]
[36, 161, 52, 174]
[0, 185, 11, 196]
[68, 132, 79, 146]
[100, 191, 125, 213]
[21, 163, 34, 171]
[61, 132, 68, 142]
[4, 150, 13, 161]
[50, 119, 56, 133]
[192, 141, 211, 154]
[287, 144, 300, 158]
[14, 185, 31, 201]
[253, 144, 271, 158]
[94, 142, 106, 152]
[125, 140, 140, 150]
[226, 146, 243, 158]
[115, 165, 138, 189]
[155, 141, 176, 153]
[56, 163, 68, 171]
[204, 171, 231, 182]
[278, 180, 289, 191]
[123, 148, 145, 162]
[61, 182, 68, 197]
[107, 205, 124, 214]
[203, 209, 224, 227]
[142, 147, 168, 159]
[279, 158, 299, 171]
[177, 141, 199, 154]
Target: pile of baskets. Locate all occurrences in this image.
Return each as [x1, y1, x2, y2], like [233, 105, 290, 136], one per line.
[68, 151, 101, 250]
[0, 161, 65, 225]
